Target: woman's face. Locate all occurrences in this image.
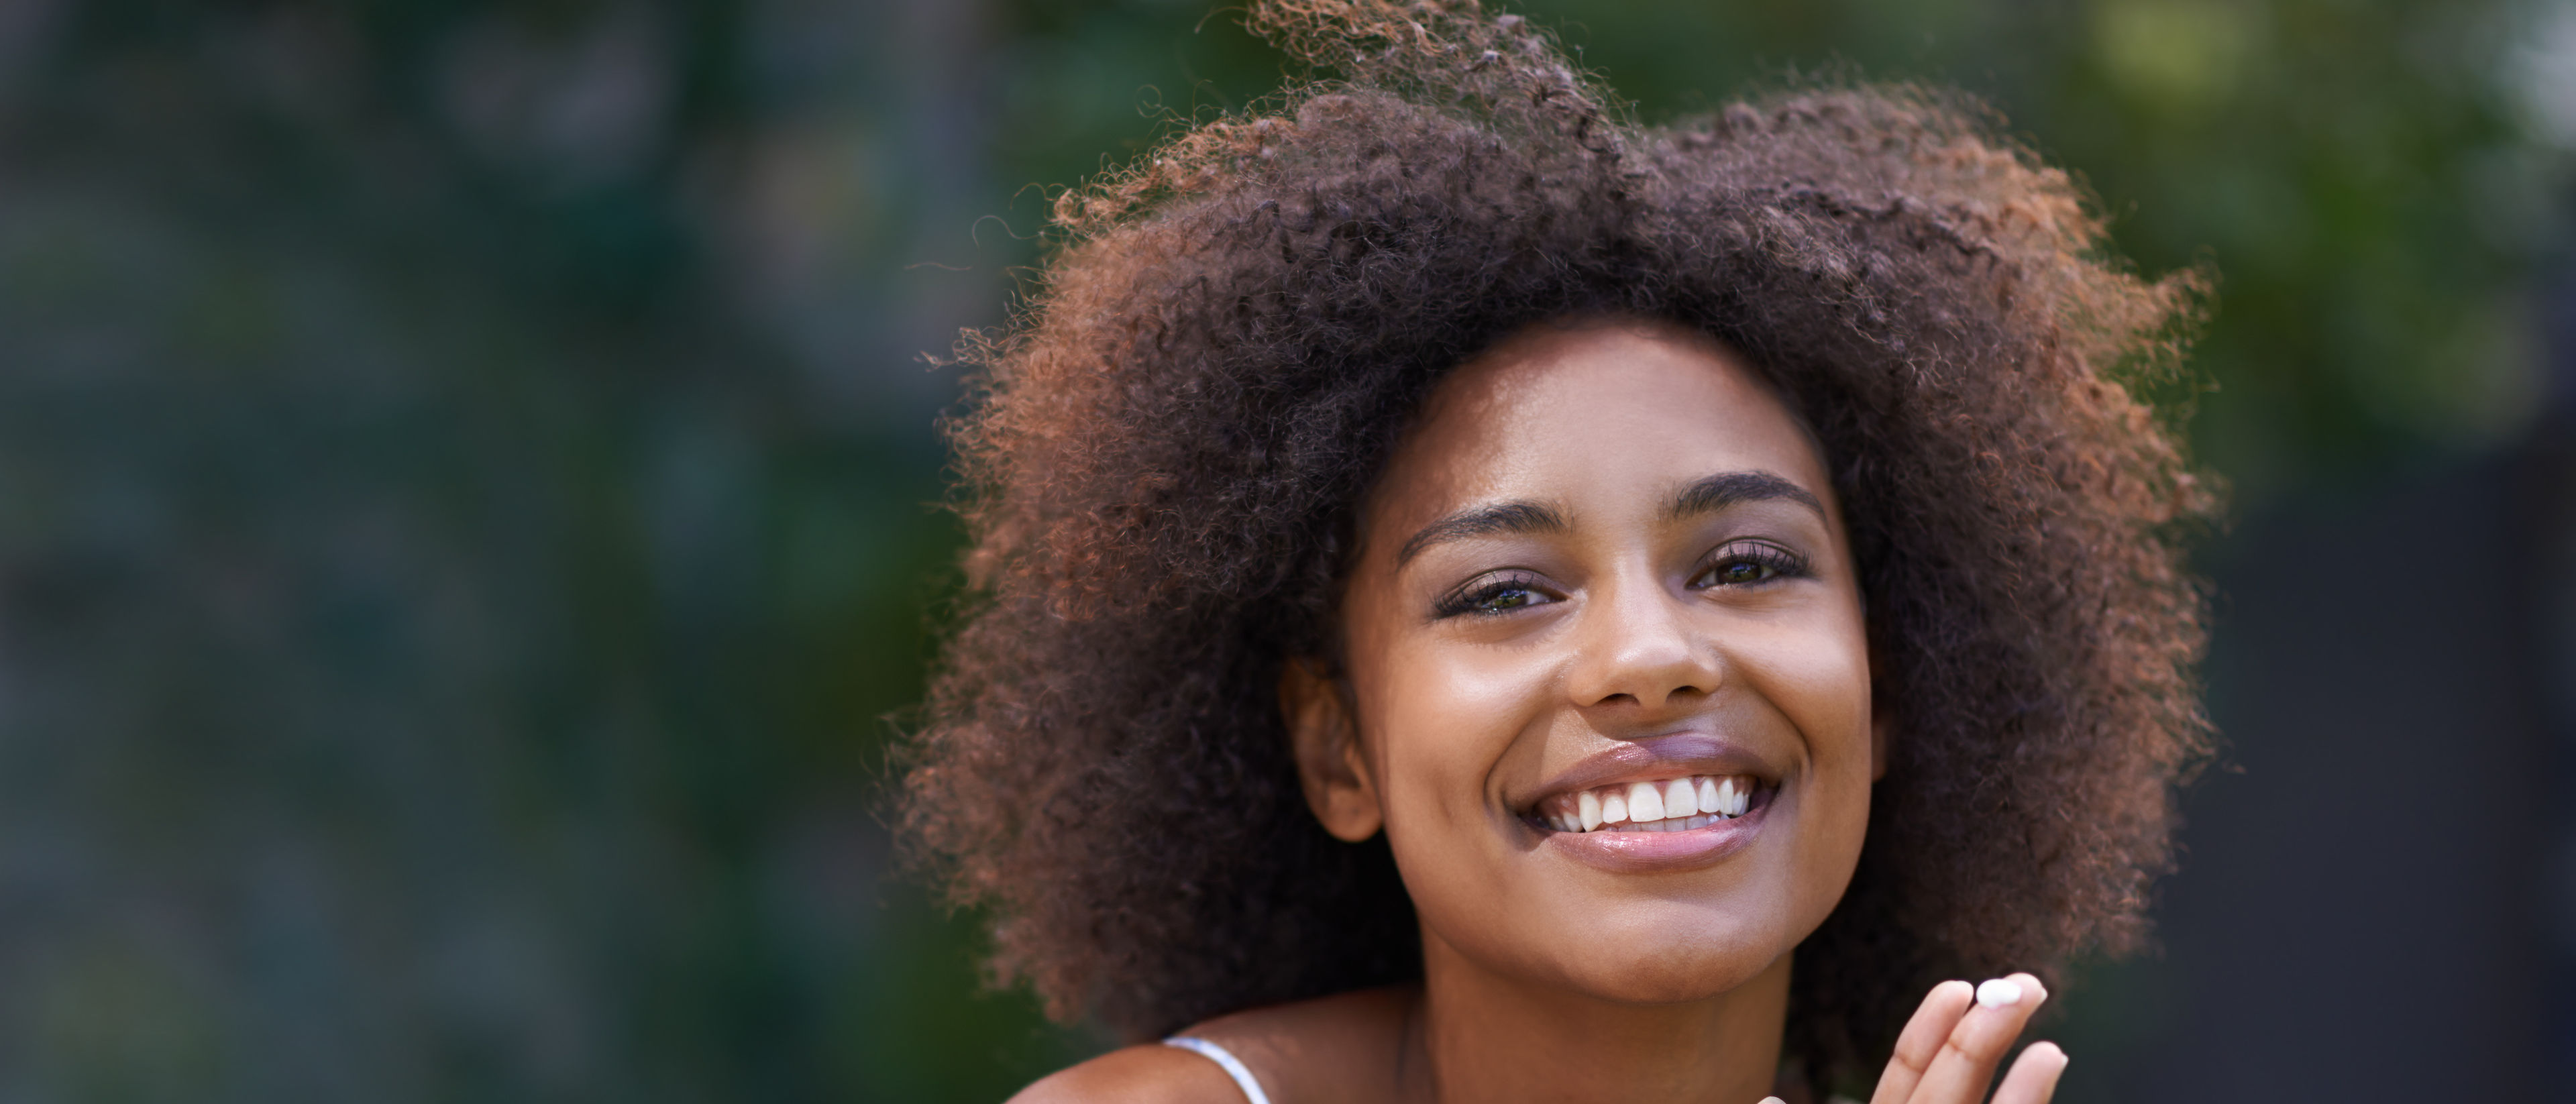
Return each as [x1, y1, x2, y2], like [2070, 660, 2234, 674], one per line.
[1295, 318, 1878, 1004]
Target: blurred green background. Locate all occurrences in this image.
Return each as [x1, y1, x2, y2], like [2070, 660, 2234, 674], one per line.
[0, 0, 2567, 1100]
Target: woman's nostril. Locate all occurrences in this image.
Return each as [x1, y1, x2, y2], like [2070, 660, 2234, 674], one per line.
[1585, 681, 1715, 712]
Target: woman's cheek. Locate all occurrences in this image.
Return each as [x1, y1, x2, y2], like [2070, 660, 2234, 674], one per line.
[1374, 641, 1543, 830]
[1737, 612, 1875, 887]
[1737, 608, 1873, 762]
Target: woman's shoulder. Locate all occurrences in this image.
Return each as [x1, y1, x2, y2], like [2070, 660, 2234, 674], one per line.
[1005, 1042, 1248, 1104]
[1008, 985, 1418, 1104]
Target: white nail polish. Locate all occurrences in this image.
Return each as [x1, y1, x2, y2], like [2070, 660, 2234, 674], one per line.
[1975, 978, 2023, 1008]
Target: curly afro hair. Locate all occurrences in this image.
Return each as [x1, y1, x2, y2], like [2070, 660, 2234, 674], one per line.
[900, 0, 2214, 1085]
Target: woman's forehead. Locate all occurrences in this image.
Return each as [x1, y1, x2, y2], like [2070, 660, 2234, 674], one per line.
[1362, 319, 1837, 541]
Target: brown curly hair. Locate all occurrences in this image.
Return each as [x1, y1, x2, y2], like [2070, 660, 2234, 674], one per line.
[900, 0, 2213, 1085]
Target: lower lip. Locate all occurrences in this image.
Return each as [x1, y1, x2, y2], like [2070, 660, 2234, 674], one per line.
[1540, 799, 1770, 874]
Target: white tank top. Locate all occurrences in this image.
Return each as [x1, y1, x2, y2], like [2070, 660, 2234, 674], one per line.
[1162, 1036, 1273, 1104]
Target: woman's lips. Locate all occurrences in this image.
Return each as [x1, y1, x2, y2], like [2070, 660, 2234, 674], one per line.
[1511, 732, 1784, 874]
[1541, 789, 1773, 874]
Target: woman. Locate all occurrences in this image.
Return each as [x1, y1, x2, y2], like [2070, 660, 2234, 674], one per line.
[900, 2, 2212, 1101]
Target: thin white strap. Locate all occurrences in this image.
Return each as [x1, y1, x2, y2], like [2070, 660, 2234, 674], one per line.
[1162, 1036, 1273, 1104]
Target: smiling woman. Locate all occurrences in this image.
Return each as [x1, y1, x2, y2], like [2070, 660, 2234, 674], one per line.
[1319, 323, 1870, 898]
[896, 1, 2212, 1101]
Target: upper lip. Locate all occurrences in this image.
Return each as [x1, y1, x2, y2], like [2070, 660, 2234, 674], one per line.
[1513, 732, 1783, 812]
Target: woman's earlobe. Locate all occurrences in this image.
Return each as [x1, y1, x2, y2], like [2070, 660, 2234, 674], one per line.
[1279, 658, 1385, 842]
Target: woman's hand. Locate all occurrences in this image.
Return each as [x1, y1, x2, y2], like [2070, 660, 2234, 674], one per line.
[1859, 974, 2065, 1104]
[1758, 973, 2062, 1104]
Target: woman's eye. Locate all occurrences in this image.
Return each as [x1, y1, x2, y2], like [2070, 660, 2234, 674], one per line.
[1435, 575, 1557, 618]
[1708, 559, 1776, 586]
[1692, 543, 1807, 589]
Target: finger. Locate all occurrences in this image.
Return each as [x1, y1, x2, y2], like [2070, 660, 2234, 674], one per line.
[1991, 1042, 2068, 1104]
[1868, 980, 1975, 1104]
[1904, 973, 2050, 1104]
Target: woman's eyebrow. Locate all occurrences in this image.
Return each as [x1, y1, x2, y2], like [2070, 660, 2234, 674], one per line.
[1666, 471, 1826, 522]
[1395, 501, 1566, 566]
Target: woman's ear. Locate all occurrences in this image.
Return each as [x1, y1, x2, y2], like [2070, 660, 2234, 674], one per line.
[1279, 657, 1383, 842]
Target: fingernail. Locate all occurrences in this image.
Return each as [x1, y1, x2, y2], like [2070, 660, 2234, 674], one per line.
[1975, 977, 2024, 1008]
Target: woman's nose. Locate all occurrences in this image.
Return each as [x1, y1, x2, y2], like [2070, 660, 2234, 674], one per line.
[1564, 574, 1721, 714]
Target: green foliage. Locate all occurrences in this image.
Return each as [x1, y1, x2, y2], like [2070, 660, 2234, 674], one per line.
[0, 0, 2550, 1100]
[979, 0, 2562, 491]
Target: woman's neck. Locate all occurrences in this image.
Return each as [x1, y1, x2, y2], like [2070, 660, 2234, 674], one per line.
[1403, 930, 1791, 1104]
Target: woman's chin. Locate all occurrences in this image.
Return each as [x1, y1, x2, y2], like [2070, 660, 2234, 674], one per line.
[1510, 909, 1792, 1006]
[1557, 947, 1784, 1006]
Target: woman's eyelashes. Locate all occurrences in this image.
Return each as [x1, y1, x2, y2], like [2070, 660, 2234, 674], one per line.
[1432, 571, 1559, 618]
[1688, 541, 1809, 590]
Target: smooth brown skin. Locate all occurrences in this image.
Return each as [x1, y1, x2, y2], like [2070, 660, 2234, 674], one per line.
[1014, 319, 2067, 1103]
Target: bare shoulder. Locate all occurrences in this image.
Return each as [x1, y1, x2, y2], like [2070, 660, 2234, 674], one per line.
[1010, 986, 1418, 1104]
[1177, 985, 1419, 1104]
[1006, 1044, 1242, 1104]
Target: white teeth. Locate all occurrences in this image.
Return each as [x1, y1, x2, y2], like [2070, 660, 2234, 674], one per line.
[1625, 781, 1664, 823]
[1663, 778, 1698, 818]
[1540, 775, 1758, 834]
